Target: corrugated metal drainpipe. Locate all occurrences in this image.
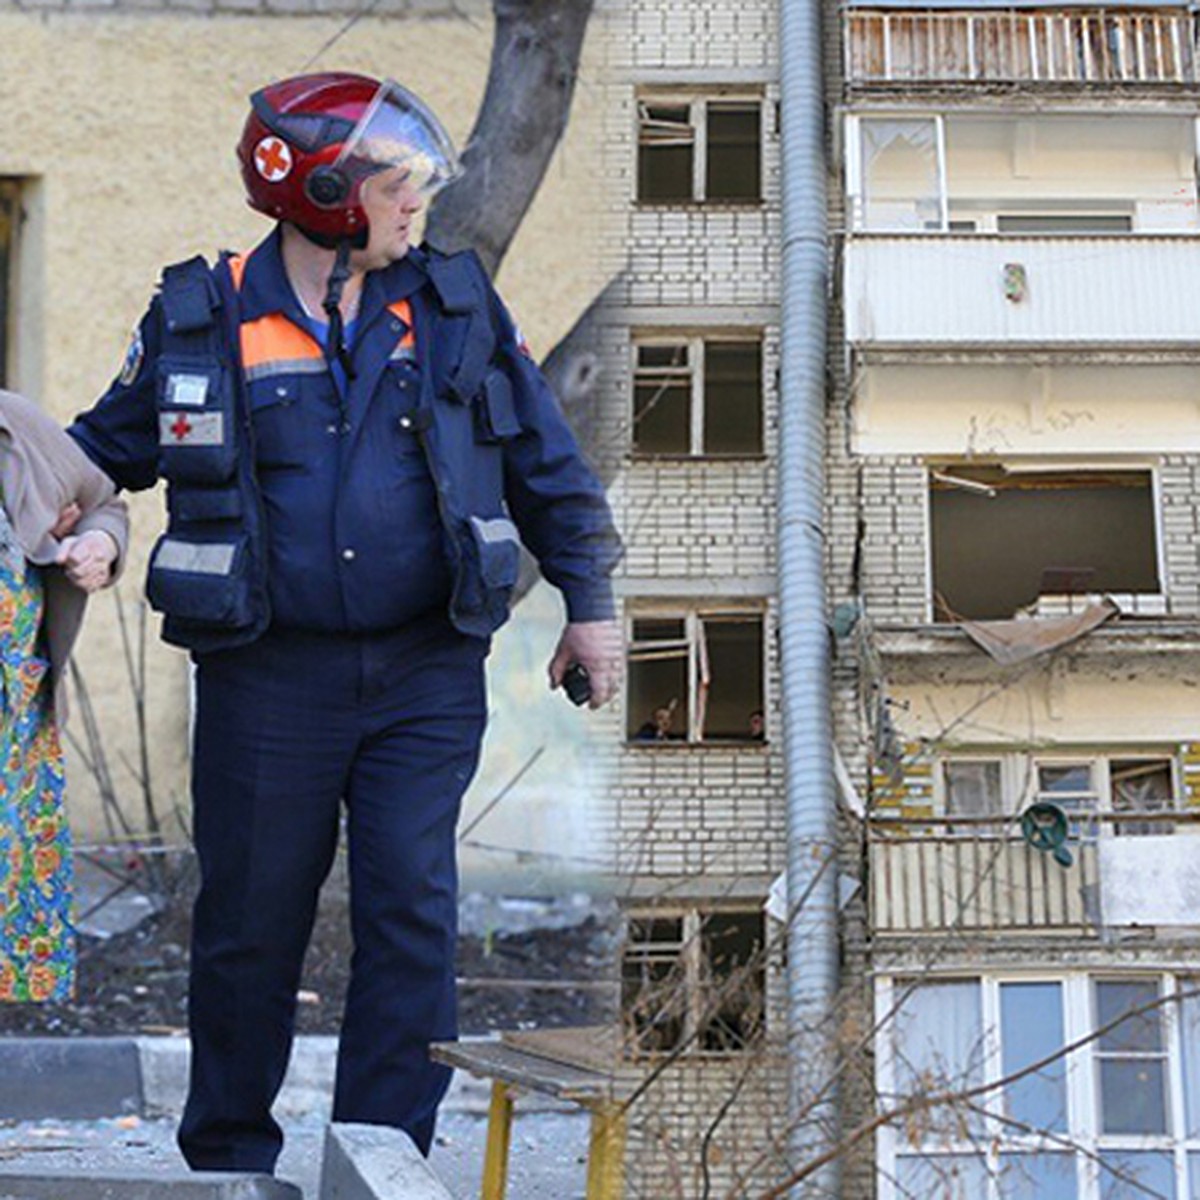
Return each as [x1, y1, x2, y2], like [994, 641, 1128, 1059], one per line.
[778, 0, 839, 1189]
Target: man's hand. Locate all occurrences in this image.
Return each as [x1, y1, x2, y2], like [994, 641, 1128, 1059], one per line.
[548, 619, 624, 710]
[56, 530, 119, 594]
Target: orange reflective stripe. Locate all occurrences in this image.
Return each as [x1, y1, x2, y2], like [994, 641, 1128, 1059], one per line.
[227, 253, 248, 292]
[240, 314, 323, 376]
[388, 299, 416, 350]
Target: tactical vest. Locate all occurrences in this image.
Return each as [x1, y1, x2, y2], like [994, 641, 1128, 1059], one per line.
[144, 248, 524, 654]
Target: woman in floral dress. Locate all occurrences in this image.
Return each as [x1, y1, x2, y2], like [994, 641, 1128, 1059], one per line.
[0, 391, 127, 1003]
[0, 508, 74, 1001]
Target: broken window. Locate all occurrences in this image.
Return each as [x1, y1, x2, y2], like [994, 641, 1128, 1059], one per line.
[621, 916, 687, 1054]
[0, 181, 18, 389]
[627, 611, 765, 744]
[1110, 759, 1176, 837]
[937, 753, 1178, 839]
[637, 103, 694, 203]
[698, 912, 765, 1052]
[637, 97, 762, 204]
[856, 116, 944, 231]
[929, 467, 1160, 623]
[631, 336, 763, 457]
[632, 343, 691, 454]
[621, 908, 766, 1058]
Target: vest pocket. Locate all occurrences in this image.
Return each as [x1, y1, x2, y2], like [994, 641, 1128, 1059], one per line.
[168, 486, 243, 523]
[146, 533, 254, 628]
[156, 359, 239, 485]
[473, 369, 521, 444]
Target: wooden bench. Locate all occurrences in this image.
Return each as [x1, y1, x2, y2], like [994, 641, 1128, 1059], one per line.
[431, 1027, 628, 1200]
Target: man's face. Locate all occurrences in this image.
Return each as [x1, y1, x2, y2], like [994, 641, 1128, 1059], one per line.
[654, 707, 674, 734]
[355, 166, 424, 270]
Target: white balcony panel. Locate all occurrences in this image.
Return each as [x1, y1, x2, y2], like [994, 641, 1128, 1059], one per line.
[1100, 836, 1200, 926]
[870, 836, 1099, 933]
[845, 234, 1200, 346]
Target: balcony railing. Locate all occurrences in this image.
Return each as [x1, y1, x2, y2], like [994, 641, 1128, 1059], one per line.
[845, 9, 1195, 84]
[843, 233, 1200, 347]
[870, 812, 1197, 935]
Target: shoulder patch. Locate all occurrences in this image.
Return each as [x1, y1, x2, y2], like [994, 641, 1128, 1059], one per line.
[118, 326, 145, 387]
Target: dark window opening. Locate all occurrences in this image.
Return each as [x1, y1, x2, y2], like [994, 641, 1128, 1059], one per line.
[627, 617, 688, 742]
[699, 912, 765, 1052]
[700, 617, 764, 741]
[706, 103, 762, 203]
[638, 104, 694, 203]
[627, 613, 765, 744]
[621, 909, 766, 1058]
[704, 341, 762, 455]
[930, 468, 1159, 622]
[621, 916, 686, 1054]
[632, 344, 690, 454]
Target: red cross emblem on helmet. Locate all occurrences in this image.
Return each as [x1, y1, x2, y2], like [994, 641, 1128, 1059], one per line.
[254, 137, 293, 183]
[237, 73, 462, 244]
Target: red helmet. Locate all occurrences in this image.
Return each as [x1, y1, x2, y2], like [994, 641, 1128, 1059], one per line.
[237, 72, 461, 244]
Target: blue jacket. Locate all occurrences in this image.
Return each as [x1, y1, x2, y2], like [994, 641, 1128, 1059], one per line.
[69, 230, 620, 652]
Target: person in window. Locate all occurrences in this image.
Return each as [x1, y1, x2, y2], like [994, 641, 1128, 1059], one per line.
[748, 709, 765, 741]
[636, 700, 682, 740]
[0, 390, 127, 1003]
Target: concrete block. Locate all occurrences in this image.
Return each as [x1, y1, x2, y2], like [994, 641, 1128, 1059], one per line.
[0, 1170, 300, 1199]
[319, 1125, 453, 1200]
[0, 1038, 141, 1119]
[139, 1036, 338, 1119]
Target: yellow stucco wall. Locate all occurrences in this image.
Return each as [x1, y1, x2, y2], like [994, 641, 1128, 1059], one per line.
[0, 10, 609, 841]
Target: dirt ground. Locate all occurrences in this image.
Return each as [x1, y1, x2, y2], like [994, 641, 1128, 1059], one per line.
[0, 851, 619, 1037]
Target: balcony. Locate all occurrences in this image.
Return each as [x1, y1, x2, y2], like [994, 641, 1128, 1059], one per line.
[845, 8, 1196, 86]
[869, 813, 1200, 936]
[843, 232, 1200, 347]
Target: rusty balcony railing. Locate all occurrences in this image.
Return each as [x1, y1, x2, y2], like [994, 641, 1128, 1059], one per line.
[845, 9, 1195, 85]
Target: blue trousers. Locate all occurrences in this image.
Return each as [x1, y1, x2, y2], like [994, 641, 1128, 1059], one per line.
[177, 615, 489, 1173]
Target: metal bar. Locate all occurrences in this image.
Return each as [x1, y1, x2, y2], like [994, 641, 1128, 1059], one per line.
[868, 808, 1197, 829]
[481, 1082, 514, 1200]
[584, 1104, 628, 1200]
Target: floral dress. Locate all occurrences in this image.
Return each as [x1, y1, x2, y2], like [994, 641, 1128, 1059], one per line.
[0, 504, 74, 1002]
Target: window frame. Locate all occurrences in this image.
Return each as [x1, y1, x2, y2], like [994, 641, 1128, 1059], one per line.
[625, 606, 768, 747]
[933, 750, 1181, 838]
[629, 331, 765, 459]
[620, 904, 769, 1060]
[876, 971, 1200, 1200]
[636, 93, 765, 206]
[922, 462, 1166, 625]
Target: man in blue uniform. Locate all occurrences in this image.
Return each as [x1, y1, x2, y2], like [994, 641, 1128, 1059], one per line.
[69, 73, 621, 1174]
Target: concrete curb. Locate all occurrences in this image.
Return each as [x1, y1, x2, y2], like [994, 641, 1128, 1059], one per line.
[319, 1125, 453, 1200]
[0, 1167, 300, 1198]
[0, 1038, 142, 1120]
[0, 1036, 573, 1122]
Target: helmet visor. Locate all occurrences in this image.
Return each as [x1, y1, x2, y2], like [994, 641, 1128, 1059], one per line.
[333, 80, 461, 197]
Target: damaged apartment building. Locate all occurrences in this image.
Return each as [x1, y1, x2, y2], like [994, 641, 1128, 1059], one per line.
[600, 0, 1200, 1194]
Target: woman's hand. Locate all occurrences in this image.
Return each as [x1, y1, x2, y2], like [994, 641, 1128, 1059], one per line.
[50, 503, 82, 540]
[56, 530, 119, 594]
